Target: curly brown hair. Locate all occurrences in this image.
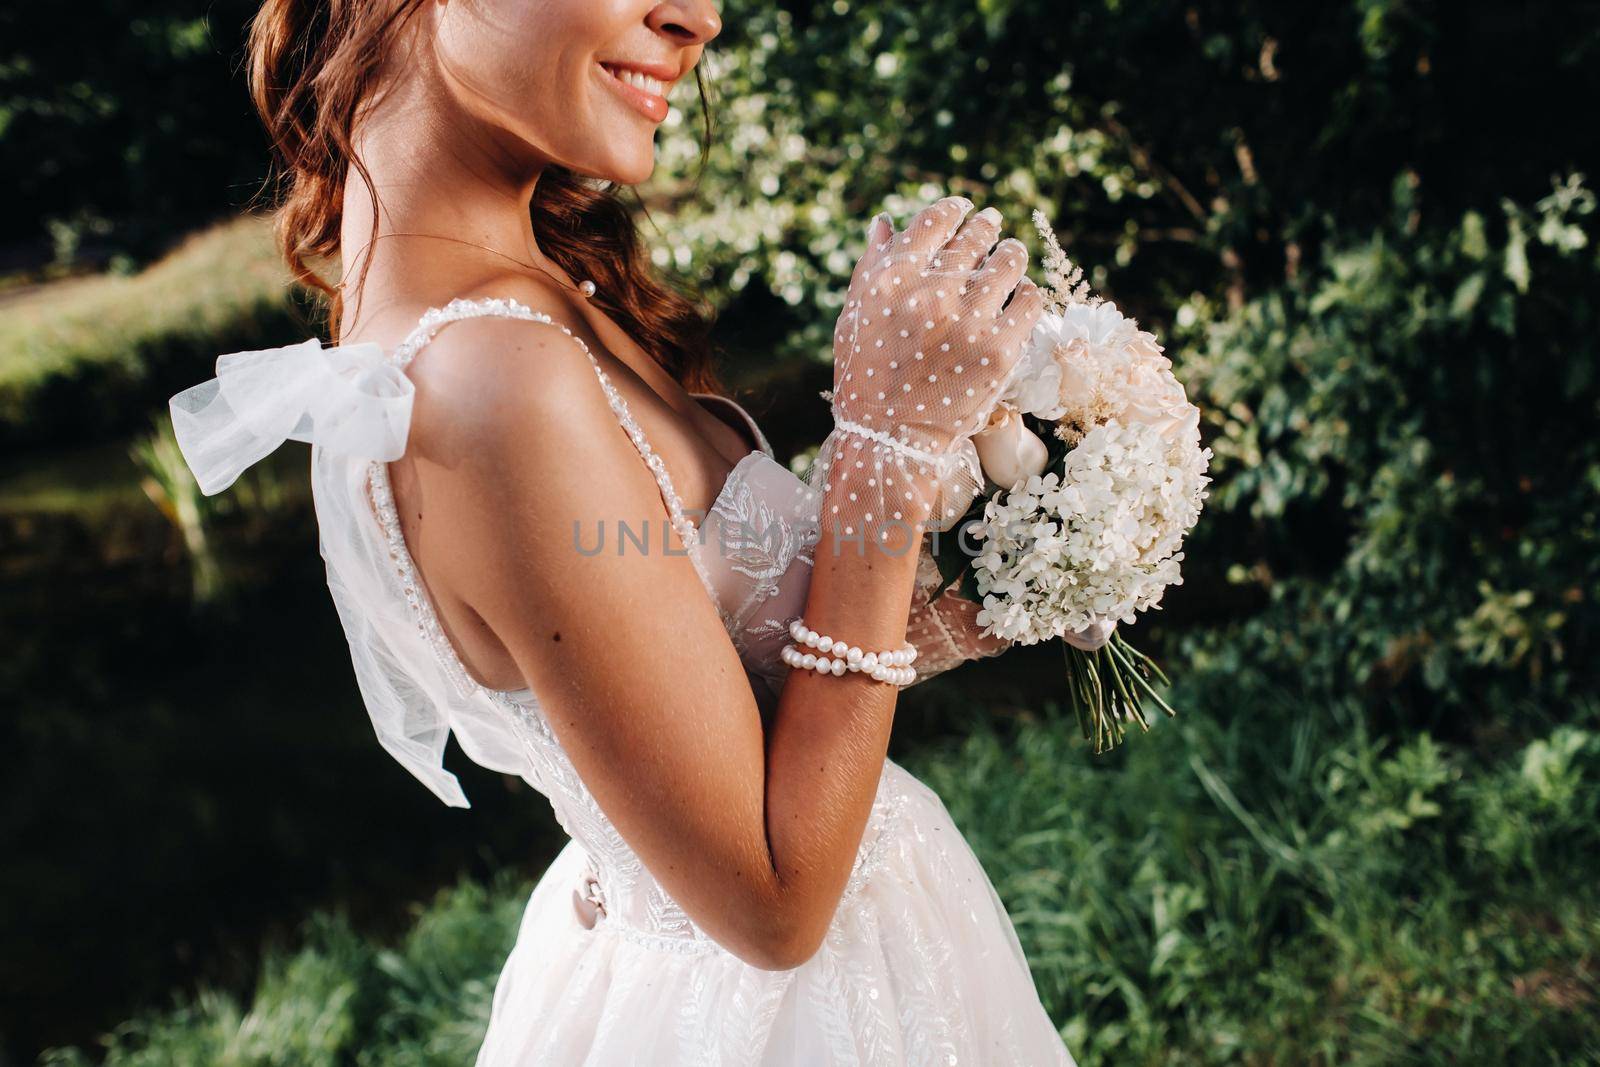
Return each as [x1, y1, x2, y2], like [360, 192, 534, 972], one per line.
[245, 0, 723, 392]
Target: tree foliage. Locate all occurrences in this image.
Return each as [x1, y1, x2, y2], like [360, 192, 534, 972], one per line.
[647, 0, 1600, 725]
[0, 1, 265, 262]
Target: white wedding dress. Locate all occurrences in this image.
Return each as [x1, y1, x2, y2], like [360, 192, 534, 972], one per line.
[170, 296, 1076, 1066]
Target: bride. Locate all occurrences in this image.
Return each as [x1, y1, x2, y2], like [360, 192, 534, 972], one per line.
[172, 0, 1081, 1062]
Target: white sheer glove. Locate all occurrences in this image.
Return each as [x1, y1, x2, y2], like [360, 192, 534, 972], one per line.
[904, 544, 1117, 684]
[809, 196, 1043, 540]
[905, 544, 1008, 681]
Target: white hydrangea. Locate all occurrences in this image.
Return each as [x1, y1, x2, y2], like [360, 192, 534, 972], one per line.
[969, 279, 1212, 648]
[972, 417, 1211, 646]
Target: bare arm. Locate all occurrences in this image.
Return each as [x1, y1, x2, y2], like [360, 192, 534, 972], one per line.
[417, 327, 920, 969]
[414, 200, 1036, 970]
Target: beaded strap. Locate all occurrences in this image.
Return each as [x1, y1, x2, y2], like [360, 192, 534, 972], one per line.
[385, 297, 719, 602]
[368, 460, 481, 700]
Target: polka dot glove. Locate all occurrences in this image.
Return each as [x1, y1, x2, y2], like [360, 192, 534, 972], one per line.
[905, 545, 1009, 681]
[811, 196, 1043, 539]
[906, 544, 1119, 685]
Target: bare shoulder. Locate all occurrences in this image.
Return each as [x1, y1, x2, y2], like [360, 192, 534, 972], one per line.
[383, 272, 672, 690]
[401, 274, 614, 458]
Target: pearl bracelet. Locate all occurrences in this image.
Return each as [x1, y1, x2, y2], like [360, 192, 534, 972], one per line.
[781, 643, 918, 686]
[782, 620, 919, 687]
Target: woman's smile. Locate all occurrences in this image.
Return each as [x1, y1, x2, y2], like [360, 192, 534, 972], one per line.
[596, 59, 678, 123]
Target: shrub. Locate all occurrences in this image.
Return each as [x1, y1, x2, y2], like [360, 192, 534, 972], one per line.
[38, 875, 529, 1067]
[42, 701, 1600, 1065]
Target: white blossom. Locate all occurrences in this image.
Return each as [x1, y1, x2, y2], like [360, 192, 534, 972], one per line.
[972, 341, 1212, 645]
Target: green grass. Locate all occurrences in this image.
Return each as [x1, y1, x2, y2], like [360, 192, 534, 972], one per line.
[0, 216, 314, 450]
[37, 875, 529, 1067]
[40, 690, 1600, 1066]
[920, 704, 1600, 1063]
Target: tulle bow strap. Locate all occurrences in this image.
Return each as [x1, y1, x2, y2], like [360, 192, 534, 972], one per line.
[170, 338, 413, 495]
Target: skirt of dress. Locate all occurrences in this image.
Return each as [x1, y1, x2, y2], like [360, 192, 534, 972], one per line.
[474, 765, 1076, 1066]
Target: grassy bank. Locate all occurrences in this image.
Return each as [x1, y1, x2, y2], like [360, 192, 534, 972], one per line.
[41, 691, 1600, 1066]
[0, 216, 313, 450]
[0, 212, 827, 463]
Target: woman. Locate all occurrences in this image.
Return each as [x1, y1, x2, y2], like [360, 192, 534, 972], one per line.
[172, 0, 1079, 1062]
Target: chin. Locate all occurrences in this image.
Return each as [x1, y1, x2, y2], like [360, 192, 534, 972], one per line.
[607, 150, 656, 186]
[561, 159, 653, 188]
[546, 157, 652, 190]
[560, 136, 657, 187]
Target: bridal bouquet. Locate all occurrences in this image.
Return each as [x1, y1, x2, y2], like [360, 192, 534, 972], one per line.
[930, 212, 1213, 752]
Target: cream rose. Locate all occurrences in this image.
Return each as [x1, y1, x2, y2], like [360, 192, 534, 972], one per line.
[1103, 354, 1199, 446]
[973, 401, 1050, 490]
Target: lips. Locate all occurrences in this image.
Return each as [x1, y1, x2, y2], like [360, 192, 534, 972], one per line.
[598, 62, 675, 123]
[601, 63, 668, 97]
